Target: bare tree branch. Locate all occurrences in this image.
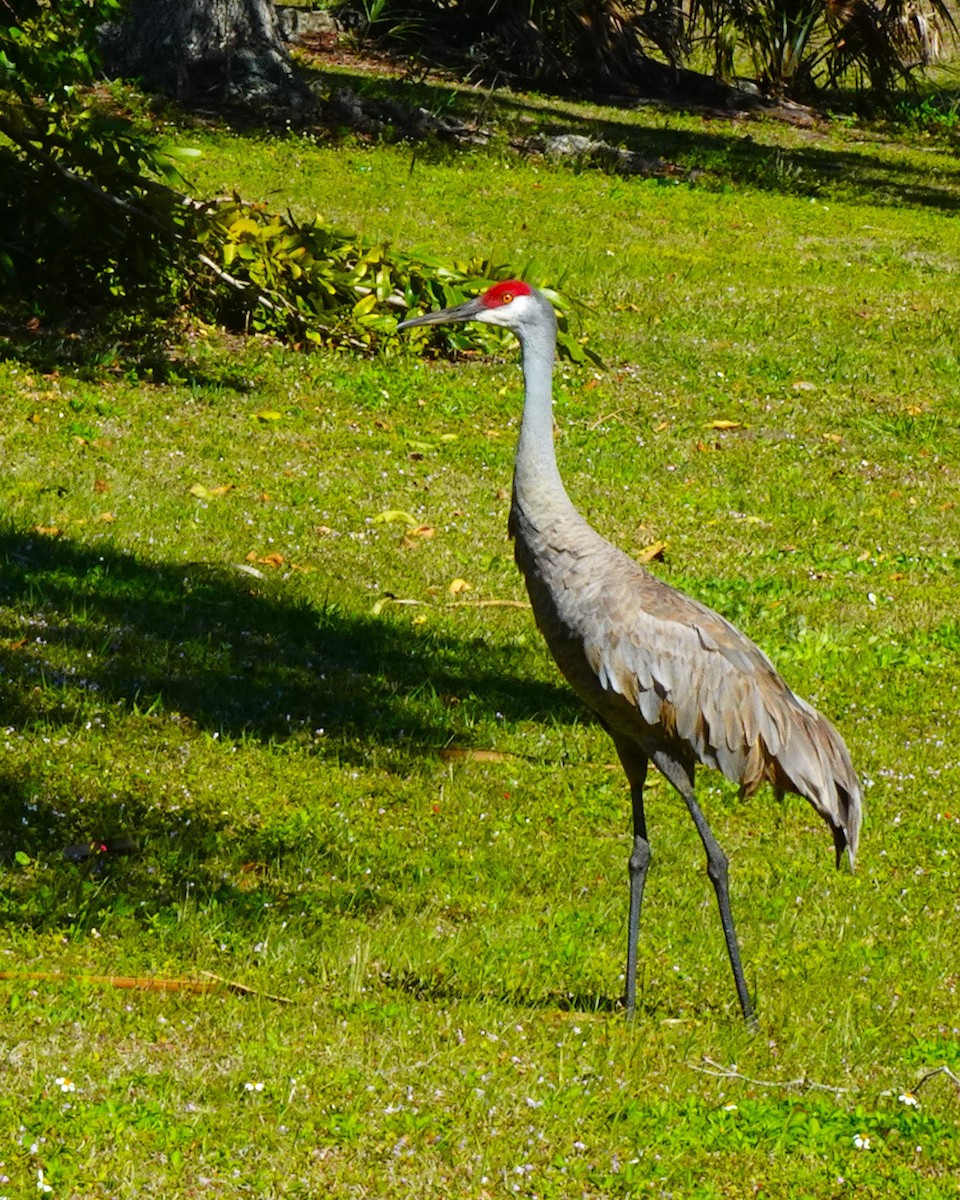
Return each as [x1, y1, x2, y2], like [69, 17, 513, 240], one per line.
[913, 1065, 960, 1095]
[689, 1057, 854, 1096]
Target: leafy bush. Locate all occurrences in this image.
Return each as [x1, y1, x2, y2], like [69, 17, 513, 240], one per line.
[0, 2, 583, 362]
[189, 195, 595, 361]
[351, 0, 956, 99]
[673, 0, 956, 96]
[0, 0, 185, 311]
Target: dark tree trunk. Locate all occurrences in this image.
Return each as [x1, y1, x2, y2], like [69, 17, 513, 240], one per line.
[103, 0, 312, 108]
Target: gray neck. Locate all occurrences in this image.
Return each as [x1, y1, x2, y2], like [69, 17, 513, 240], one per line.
[512, 323, 576, 521]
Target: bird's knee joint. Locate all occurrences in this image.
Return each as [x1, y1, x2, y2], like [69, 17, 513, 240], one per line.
[705, 847, 728, 886]
[628, 839, 651, 875]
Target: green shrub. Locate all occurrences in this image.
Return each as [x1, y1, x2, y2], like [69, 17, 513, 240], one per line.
[189, 195, 595, 361]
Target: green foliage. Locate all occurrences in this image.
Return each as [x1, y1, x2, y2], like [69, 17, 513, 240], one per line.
[890, 91, 960, 133]
[357, 0, 956, 99]
[1, 2, 584, 363]
[190, 195, 594, 361]
[691, 0, 957, 97]
[341, 0, 687, 86]
[3, 95, 960, 1193]
[0, 0, 186, 309]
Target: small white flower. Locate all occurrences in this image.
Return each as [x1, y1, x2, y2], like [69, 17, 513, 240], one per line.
[899, 1092, 919, 1107]
[54, 1077, 75, 1094]
[723, 1103, 738, 1111]
[36, 1169, 52, 1194]
[853, 1133, 871, 1150]
[243, 1081, 264, 1092]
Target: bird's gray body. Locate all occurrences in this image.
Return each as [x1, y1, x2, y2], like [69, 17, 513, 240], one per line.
[399, 281, 862, 1021]
[510, 495, 860, 864]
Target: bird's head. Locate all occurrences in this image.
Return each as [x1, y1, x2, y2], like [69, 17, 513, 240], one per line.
[397, 280, 553, 336]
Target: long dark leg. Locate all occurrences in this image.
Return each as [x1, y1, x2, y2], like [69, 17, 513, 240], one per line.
[612, 737, 650, 1018]
[653, 750, 756, 1026]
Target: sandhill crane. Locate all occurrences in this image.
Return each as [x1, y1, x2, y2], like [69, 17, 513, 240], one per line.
[398, 281, 862, 1024]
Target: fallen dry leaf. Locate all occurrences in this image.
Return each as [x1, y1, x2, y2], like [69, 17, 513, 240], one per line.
[400, 525, 436, 550]
[188, 482, 234, 499]
[449, 578, 472, 596]
[636, 540, 667, 564]
[439, 748, 513, 763]
[372, 509, 418, 527]
[371, 596, 428, 616]
[93, 479, 110, 494]
[448, 598, 531, 609]
[822, 432, 843, 443]
[245, 551, 285, 568]
[705, 419, 743, 431]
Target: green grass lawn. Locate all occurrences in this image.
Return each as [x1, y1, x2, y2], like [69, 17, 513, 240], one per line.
[2, 74, 960, 1197]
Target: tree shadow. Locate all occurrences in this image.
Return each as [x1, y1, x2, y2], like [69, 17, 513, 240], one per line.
[384, 966, 623, 1013]
[382, 964, 700, 1017]
[0, 525, 581, 888]
[0, 524, 578, 746]
[293, 58, 960, 213]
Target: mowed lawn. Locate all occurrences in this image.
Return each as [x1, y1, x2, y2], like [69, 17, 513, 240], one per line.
[1, 78, 960, 1197]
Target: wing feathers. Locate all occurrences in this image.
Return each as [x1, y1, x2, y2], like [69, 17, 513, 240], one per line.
[576, 567, 861, 868]
[515, 517, 861, 869]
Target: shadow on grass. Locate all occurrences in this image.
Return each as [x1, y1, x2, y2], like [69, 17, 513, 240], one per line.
[0, 524, 578, 748]
[384, 966, 628, 1014]
[0, 525, 583, 891]
[299, 60, 960, 212]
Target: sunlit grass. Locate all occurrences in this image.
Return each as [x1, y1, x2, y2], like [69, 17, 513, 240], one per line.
[2, 79, 960, 1197]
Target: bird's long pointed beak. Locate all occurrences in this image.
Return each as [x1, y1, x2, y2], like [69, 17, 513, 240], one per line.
[396, 294, 485, 331]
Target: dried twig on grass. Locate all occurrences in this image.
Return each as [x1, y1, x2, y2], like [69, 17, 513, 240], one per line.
[0, 969, 293, 1004]
[689, 1056, 853, 1096]
[448, 599, 531, 609]
[914, 1065, 960, 1095]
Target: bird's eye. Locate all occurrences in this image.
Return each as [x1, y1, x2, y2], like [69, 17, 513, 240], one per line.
[500, 292, 514, 304]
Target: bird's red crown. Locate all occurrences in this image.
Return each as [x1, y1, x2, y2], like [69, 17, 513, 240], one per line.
[481, 280, 533, 308]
